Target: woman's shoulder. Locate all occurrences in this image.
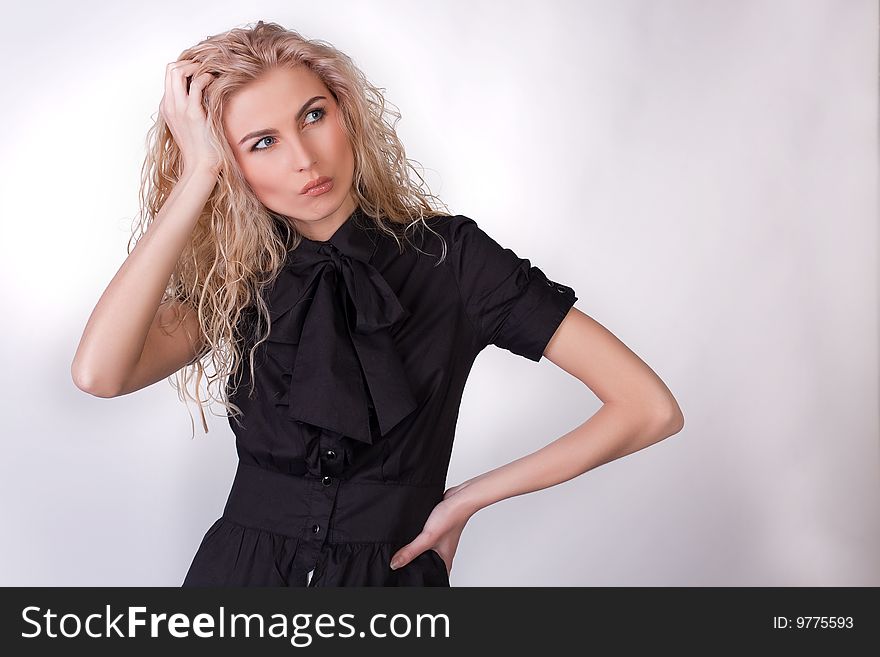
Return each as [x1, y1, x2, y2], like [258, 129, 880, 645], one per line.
[370, 212, 459, 258]
[421, 212, 470, 234]
[410, 212, 483, 251]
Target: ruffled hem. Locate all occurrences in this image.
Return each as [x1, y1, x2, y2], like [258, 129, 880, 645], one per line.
[181, 517, 450, 587]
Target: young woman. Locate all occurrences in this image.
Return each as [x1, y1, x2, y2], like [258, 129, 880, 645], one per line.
[72, 20, 684, 587]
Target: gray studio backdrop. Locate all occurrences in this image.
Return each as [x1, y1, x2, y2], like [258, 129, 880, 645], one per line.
[0, 0, 876, 585]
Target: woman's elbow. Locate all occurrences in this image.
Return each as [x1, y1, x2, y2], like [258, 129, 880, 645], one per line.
[658, 399, 685, 437]
[71, 361, 120, 398]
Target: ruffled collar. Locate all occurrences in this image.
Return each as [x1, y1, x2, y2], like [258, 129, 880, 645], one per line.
[263, 208, 418, 446]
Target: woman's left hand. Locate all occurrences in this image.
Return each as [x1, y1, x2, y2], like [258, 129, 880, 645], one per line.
[389, 480, 476, 576]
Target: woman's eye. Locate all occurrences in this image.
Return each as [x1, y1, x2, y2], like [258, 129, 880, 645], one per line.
[251, 107, 326, 152]
[305, 107, 326, 125]
[252, 136, 276, 151]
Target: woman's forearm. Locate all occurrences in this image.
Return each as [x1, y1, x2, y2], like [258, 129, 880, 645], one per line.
[449, 401, 683, 517]
[71, 167, 217, 395]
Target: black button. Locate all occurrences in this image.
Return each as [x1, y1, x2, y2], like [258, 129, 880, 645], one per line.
[546, 280, 554, 287]
[556, 286, 566, 293]
[312, 524, 320, 533]
[325, 449, 336, 459]
[322, 476, 332, 486]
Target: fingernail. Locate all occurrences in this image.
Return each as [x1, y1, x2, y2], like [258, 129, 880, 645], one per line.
[390, 558, 402, 570]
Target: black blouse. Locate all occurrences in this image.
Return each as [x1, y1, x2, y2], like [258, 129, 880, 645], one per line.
[182, 207, 578, 587]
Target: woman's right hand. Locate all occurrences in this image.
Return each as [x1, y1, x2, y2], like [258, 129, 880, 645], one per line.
[159, 59, 220, 177]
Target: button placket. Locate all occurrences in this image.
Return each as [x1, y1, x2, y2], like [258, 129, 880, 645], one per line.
[317, 431, 347, 478]
[291, 426, 349, 579]
[294, 465, 341, 578]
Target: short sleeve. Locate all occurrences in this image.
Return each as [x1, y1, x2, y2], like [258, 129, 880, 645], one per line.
[447, 214, 578, 361]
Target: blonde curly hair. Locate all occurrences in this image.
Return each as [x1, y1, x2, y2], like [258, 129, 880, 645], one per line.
[130, 20, 451, 437]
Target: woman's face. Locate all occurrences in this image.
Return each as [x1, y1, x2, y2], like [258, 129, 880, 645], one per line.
[222, 65, 357, 240]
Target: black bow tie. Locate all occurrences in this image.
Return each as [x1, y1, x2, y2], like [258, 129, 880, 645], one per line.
[264, 209, 418, 445]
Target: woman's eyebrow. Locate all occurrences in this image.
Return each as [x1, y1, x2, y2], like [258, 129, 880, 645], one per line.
[237, 95, 327, 145]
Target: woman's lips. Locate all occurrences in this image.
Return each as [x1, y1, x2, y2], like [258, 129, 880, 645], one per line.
[301, 176, 333, 195]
